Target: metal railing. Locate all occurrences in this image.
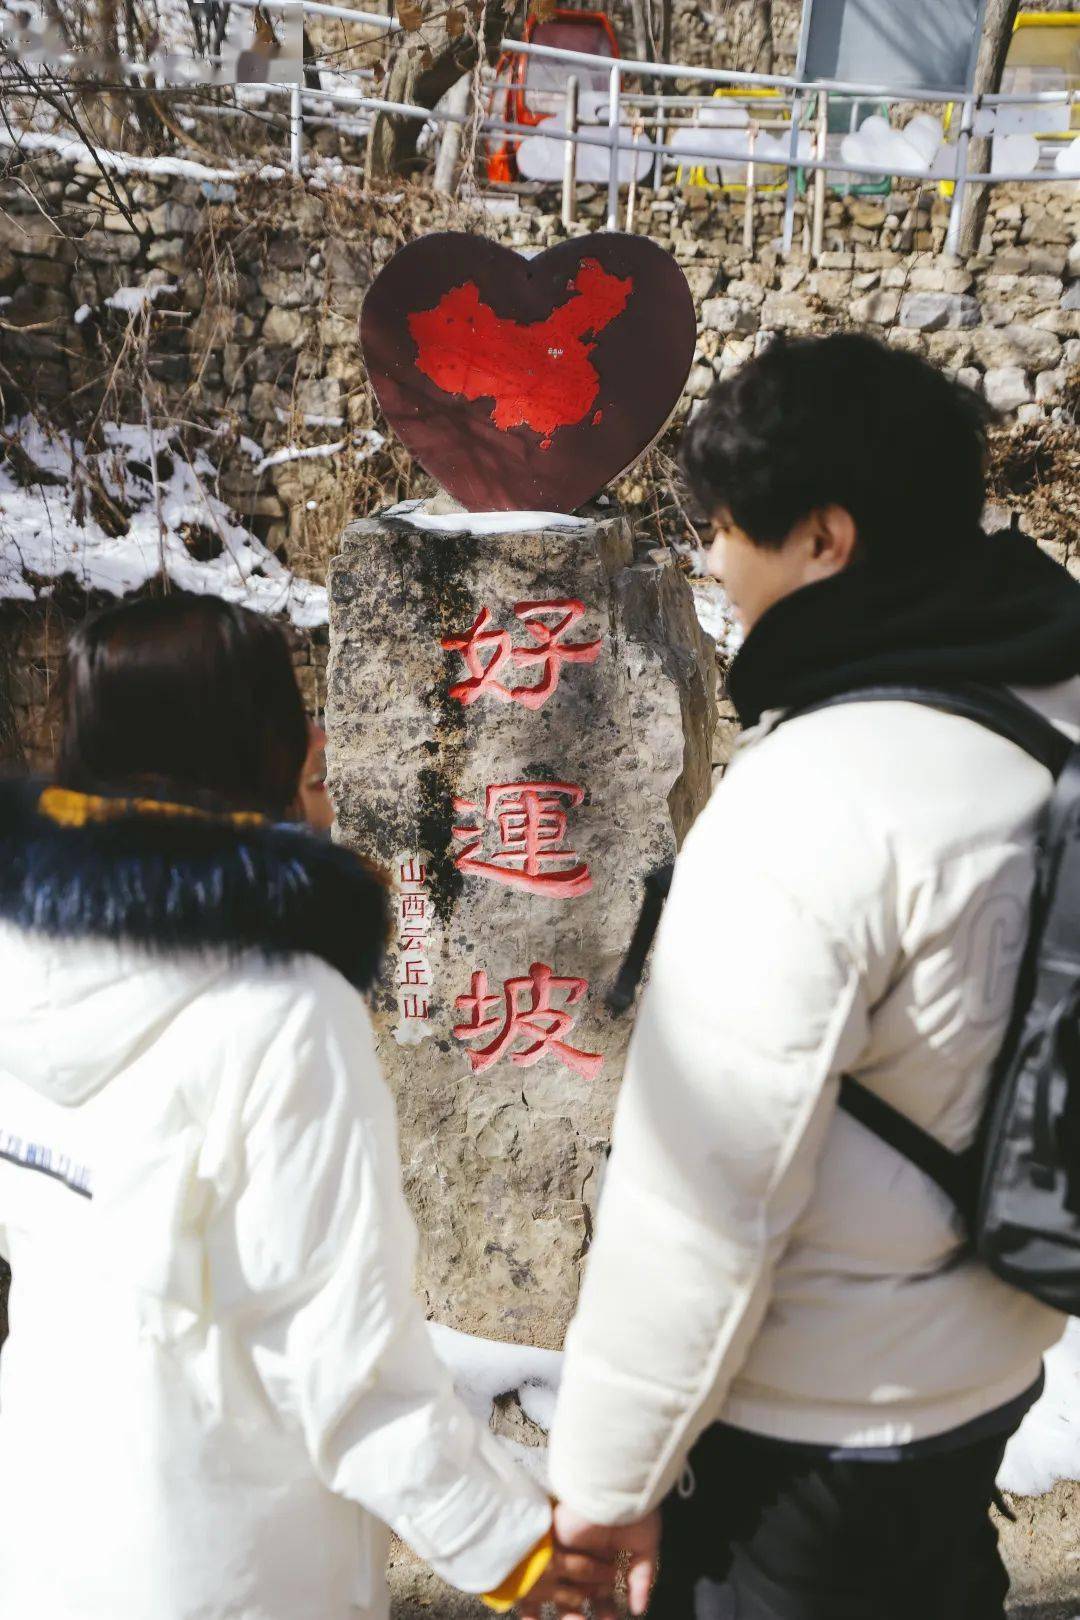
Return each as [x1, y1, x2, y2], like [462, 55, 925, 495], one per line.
[8, 0, 1078, 256]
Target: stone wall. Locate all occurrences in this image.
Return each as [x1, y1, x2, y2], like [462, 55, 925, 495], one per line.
[1, 150, 1077, 556]
[1, 151, 1077, 772]
[0, 595, 328, 774]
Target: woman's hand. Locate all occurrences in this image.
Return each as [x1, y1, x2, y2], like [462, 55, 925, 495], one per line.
[517, 1505, 661, 1620]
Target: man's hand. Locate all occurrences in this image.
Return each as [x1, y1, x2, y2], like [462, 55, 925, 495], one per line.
[518, 1504, 661, 1620]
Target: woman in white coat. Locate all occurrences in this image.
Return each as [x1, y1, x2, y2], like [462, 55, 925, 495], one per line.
[0, 594, 558, 1620]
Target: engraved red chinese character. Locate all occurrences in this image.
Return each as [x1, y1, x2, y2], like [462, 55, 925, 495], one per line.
[442, 599, 601, 710]
[453, 782, 591, 897]
[402, 958, 432, 986]
[401, 994, 430, 1020]
[399, 858, 427, 885]
[453, 962, 603, 1080]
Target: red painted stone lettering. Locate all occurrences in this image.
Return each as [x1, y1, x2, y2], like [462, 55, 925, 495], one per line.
[453, 782, 591, 897]
[442, 599, 601, 710]
[453, 962, 603, 1080]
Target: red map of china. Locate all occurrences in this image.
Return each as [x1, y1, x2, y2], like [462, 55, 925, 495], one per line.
[407, 259, 633, 446]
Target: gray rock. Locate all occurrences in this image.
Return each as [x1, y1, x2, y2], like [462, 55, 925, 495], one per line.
[851, 290, 901, 325]
[77, 230, 141, 264]
[262, 305, 307, 347]
[1034, 369, 1066, 404]
[956, 366, 982, 393]
[326, 511, 715, 1344]
[1061, 282, 1080, 313]
[258, 267, 323, 309]
[686, 363, 714, 398]
[147, 201, 200, 236]
[761, 291, 815, 329]
[970, 324, 1063, 373]
[983, 366, 1032, 413]
[899, 292, 980, 332]
[700, 297, 755, 334]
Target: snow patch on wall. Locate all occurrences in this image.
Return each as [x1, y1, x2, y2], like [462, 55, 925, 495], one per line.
[0, 417, 327, 629]
[385, 500, 589, 535]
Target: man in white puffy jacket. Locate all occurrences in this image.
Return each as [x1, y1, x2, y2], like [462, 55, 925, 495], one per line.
[548, 334, 1080, 1618]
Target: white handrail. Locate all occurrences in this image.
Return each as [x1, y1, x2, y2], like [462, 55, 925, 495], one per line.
[12, 0, 1079, 233]
[193, 0, 398, 29]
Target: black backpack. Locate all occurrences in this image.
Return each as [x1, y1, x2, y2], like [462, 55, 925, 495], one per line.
[611, 682, 1080, 1315]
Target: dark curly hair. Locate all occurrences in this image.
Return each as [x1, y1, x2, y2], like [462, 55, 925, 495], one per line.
[681, 331, 990, 554]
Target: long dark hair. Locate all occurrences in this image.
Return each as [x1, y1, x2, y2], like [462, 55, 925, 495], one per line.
[55, 593, 309, 819]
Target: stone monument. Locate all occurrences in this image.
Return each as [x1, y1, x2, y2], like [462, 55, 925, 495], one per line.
[327, 231, 715, 1349]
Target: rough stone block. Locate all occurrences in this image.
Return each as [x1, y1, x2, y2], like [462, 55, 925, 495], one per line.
[971, 324, 1063, 373]
[761, 291, 814, 329]
[147, 201, 200, 236]
[258, 267, 323, 309]
[983, 366, 1032, 413]
[700, 297, 755, 334]
[76, 230, 141, 264]
[262, 305, 308, 347]
[851, 290, 901, 325]
[1034, 369, 1065, 404]
[900, 291, 980, 332]
[326, 510, 715, 1345]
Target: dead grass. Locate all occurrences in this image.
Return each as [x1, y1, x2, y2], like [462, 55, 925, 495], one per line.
[987, 419, 1080, 551]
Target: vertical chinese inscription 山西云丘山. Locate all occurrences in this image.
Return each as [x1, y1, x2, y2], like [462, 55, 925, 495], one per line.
[391, 854, 435, 1046]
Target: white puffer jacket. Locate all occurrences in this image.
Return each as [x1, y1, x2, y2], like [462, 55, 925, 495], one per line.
[0, 864, 549, 1620]
[549, 683, 1080, 1525]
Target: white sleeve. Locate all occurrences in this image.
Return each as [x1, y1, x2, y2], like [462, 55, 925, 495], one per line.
[216, 971, 551, 1594]
[547, 792, 871, 1525]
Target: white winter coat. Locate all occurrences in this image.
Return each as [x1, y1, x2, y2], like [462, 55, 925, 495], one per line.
[0, 935, 550, 1619]
[549, 683, 1079, 1525]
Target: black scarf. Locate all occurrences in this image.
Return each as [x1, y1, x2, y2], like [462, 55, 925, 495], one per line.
[728, 527, 1080, 729]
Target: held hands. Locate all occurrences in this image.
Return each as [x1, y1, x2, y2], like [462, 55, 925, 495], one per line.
[518, 1505, 660, 1620]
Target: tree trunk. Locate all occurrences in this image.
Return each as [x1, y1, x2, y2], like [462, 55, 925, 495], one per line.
[628, 0, 650, 66]
[734, 0, 773, 75]
[369, 0, 516, 179]
[752, 0, 774, 75]
[957, 0, 1020, 257]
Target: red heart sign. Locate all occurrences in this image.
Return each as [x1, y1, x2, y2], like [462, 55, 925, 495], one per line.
[360, 231, 696, 514]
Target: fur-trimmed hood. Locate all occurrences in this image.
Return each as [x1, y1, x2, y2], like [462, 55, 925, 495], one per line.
[0, 779, 389, 1106]
[0, 778, 388, 993]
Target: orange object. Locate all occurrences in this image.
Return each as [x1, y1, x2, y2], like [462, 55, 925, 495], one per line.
[485, 10, 620, 184]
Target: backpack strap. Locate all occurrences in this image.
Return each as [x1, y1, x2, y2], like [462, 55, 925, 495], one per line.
[783, 681, 1074, 1222]
[837, 1075, 979, 1222]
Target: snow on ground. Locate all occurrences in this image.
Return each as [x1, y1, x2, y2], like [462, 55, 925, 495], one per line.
[0, 417, 327, 629]
[432, 1318, 1080, 1498]
[1000, 1320, 1080, 1496]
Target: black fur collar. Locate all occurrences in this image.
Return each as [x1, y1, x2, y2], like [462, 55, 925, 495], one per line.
[0, 780, 388, 991]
